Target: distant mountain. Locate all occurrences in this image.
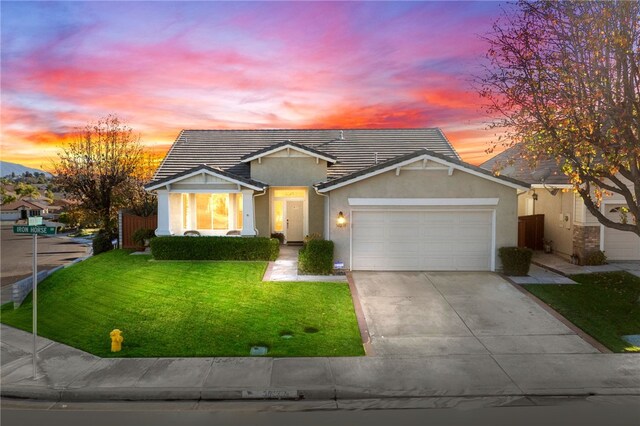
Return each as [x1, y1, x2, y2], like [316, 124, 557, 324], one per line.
[0, 161, 52, 177]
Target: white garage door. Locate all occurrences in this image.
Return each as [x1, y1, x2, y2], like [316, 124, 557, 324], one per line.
[352, 210, 494, 271]
[603, 204, 640, 261]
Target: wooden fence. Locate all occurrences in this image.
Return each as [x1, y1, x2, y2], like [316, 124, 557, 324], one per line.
[119, 211, 158, 249]
[517, 214, 544, 250]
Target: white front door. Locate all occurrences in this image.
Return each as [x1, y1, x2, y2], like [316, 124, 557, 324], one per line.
[351, 209, 494, 271]
[286, 200, 304, 242]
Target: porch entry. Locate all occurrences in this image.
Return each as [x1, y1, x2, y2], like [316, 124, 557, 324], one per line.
[272, 188, 307, 243]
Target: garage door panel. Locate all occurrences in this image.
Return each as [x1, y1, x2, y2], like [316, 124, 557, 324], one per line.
[352, 210, 493, 271]
[603, 204, 640, 260]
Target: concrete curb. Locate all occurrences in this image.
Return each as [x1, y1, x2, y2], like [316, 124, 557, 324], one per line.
[346, 272, 374, 356]
[3, 384, 640, 403]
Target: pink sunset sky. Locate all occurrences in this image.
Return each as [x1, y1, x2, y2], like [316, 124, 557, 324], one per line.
[1, 1, 510, 170]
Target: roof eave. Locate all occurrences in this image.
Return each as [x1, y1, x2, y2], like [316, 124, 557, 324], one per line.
[240, 143, 337, 164]
[144, 165, 267, 192]
[316, 150, 530, 193]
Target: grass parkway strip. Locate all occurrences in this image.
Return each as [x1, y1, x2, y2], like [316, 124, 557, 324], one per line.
[0, 250, 364, 357]
[523, 271, 640, 353]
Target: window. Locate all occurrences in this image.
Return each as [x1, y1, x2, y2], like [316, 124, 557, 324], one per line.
[195, 194, 229, 230]
[236, 194, 243, 229]
[273, 189, 306, 198]
[274, 200, 284, 232]
[212, 194, 228, 230]
[182, 194, 189, 229]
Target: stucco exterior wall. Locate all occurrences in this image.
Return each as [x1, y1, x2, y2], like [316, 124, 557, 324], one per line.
[327, 168, 519, 270]
[250, 157, 327, 186]
[519, 190, 574, 258]
[308, 190, 325, 237]
[254, 189, 270, 237]
[250, 157, 328, 238]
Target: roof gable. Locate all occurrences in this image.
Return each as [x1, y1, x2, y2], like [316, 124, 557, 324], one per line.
[316, 149, 529, 192]
[1, 199, 46, 211]
[240, 140, 337, 164]
[144, 165, 267, 191]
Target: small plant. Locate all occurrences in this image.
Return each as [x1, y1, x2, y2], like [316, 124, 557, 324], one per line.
[132, 228, 156, 248]
[270, 233, 285, 244]
[542, 239, 553, 254]
[498, 246, 533, 276]
[92, 229, 115, 255]
[584, 250, 607, 266]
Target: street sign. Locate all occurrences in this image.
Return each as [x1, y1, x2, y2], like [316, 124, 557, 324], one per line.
[13, 225, 57, 235]
[28, 217, 43, 226]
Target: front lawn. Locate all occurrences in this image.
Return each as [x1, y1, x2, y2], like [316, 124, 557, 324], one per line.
[0, 250, 364, 357]
[523, 271, 640, 352]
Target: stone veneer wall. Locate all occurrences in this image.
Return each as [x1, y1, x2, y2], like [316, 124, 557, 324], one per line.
[572, 225, 600, 265]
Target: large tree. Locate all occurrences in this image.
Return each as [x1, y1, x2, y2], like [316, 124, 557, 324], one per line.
[478, 0, 640, 236]
[53, 115, 144, 233]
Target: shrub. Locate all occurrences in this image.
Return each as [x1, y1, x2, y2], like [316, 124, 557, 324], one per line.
[304, 233, 323, 243]
[584, 250, 607, 266]
[299, 239, 334, 275]
[93, 230, 115, 255]
[132, 228, 156, 247]
[270, 233, 285, 244]
[150, 236, 279, 261]
[498, 246, 533, 276]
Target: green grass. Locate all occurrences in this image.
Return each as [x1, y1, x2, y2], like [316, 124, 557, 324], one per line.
[68, 228, 99, 237]
[523, 271, 640, 352]
[0, 250, 364, 357]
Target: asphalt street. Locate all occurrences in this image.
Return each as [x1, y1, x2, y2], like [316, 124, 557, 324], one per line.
[2, 397, 639, 426]
[0, 225, 89, 300]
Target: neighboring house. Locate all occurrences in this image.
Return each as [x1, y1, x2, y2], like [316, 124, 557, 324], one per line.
[481, 144, 639, 262]
[0, 199, 51, 221]
[145, 129, 529, 271]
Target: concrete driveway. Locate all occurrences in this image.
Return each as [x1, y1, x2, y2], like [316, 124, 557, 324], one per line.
[352, 271, 599, 356]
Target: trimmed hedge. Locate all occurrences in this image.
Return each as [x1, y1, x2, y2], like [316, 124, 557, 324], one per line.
[498, 246, 533, 276]
[150, 236, 280, 261]
[93, 230, 114, 255]
[299, 239, 334, 275]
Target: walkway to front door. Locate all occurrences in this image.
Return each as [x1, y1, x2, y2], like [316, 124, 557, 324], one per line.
[263, 245, 346, 282]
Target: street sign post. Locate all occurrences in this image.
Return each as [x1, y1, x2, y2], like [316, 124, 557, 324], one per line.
[13, 219, 56, 378]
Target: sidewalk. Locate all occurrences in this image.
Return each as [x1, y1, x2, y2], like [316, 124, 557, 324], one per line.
[1, 324, 639, 402]
[532, 252, 640, 278]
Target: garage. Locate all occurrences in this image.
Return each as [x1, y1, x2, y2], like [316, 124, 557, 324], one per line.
[351, 209, 494, 271]
[603, 204, 640, 261]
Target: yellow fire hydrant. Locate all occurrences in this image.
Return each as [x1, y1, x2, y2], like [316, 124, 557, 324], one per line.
[110, 329, 123, 352]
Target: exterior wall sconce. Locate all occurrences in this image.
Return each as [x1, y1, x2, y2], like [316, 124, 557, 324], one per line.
[336, 211, 347, 227]
[532, 193, 538, 201]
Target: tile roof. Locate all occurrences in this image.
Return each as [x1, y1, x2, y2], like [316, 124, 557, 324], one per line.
[151, 128, 460, 184]
[1, 199, 48, 211]
[480, 144, 571, 185]
[316, 149, 530, 191]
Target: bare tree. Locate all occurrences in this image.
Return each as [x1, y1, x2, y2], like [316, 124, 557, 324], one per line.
[53, 115, 143, 234]
[478, 0, 639, 236]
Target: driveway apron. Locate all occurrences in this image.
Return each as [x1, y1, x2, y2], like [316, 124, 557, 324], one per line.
[352, 271, 599, 357]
